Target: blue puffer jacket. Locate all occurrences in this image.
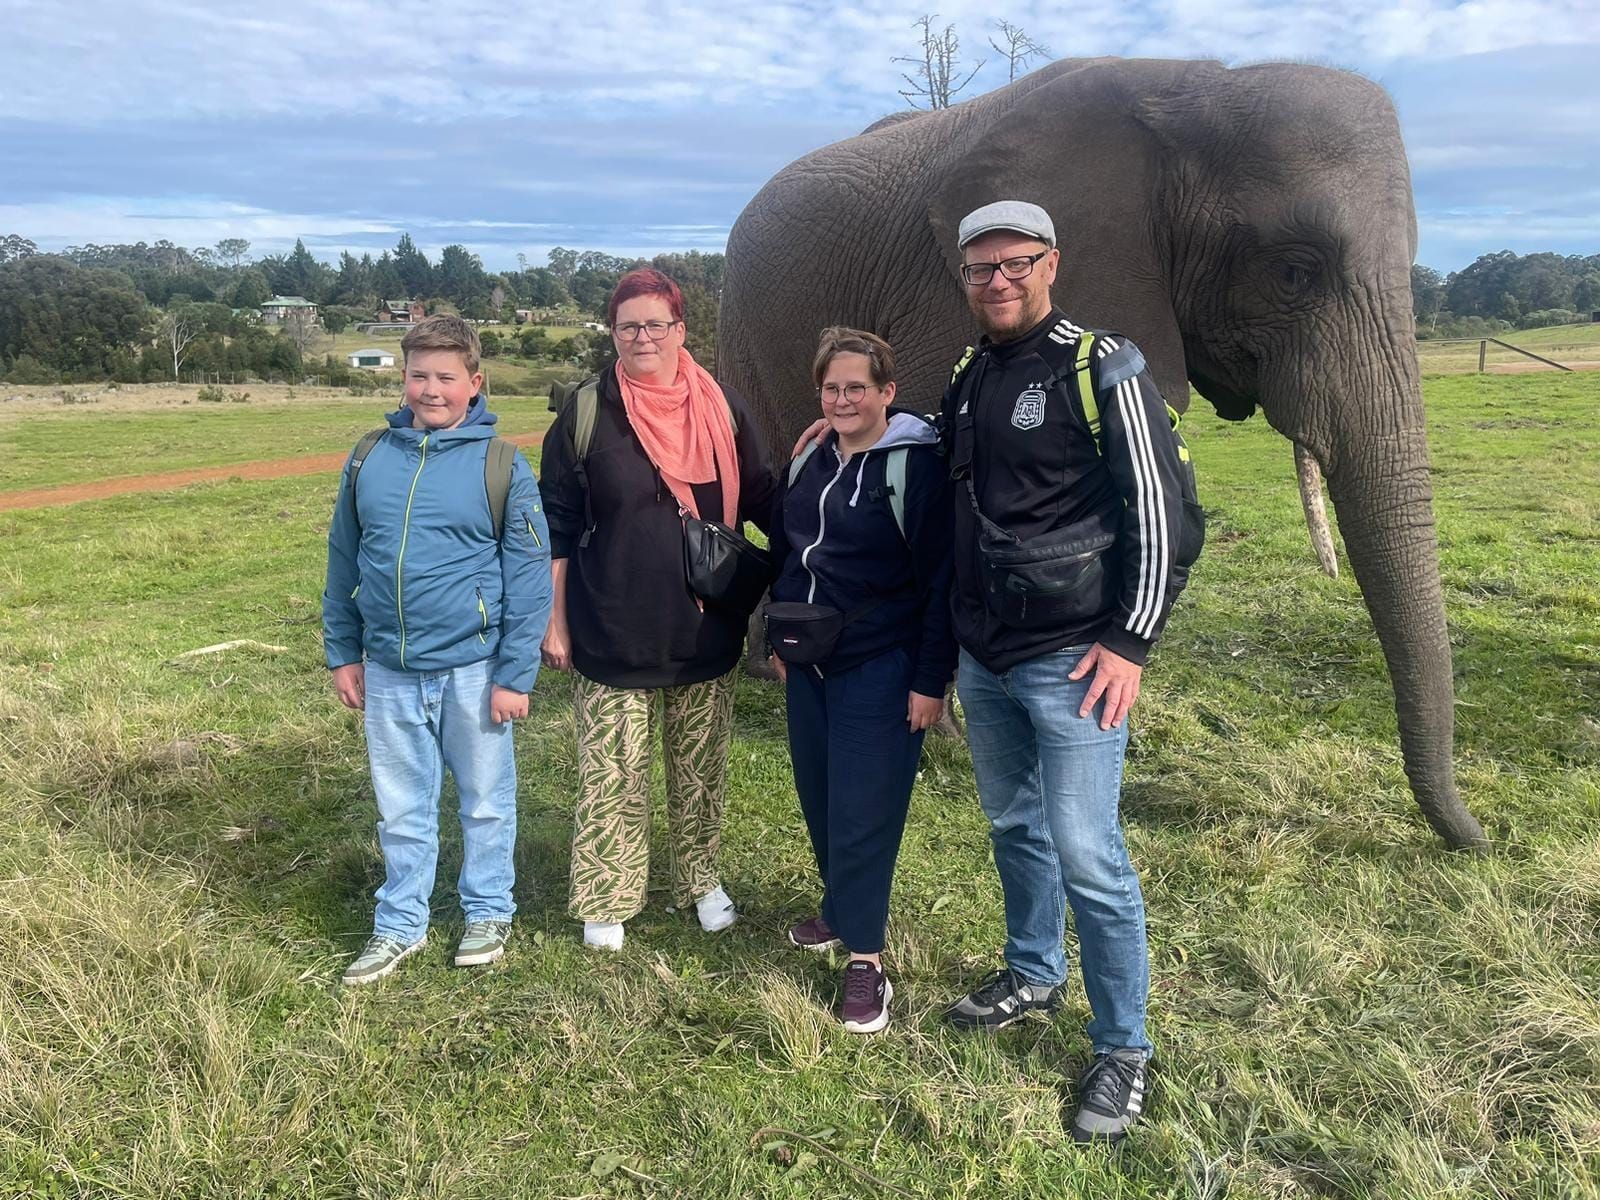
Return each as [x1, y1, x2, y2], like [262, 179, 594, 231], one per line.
[322, 396, 553, 692]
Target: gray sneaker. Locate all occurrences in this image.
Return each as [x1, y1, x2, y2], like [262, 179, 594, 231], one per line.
[943, 966, 1061, 1030]
[341, 933, 426, 986]
[454, 919, 511, 967]
[1070, 1048, 1151, 1144]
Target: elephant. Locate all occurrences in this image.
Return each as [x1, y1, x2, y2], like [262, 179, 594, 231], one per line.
[717, 57, 1487, 849]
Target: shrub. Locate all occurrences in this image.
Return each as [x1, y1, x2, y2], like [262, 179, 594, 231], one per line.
[197, 384, 226, 402]
[347, 373, 379, 396]
[4, 354, 56, 385]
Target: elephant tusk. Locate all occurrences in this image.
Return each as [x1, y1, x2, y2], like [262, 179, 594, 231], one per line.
[1295, 443, 1339, 578]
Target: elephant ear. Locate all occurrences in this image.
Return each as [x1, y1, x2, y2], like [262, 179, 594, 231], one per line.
[927, 59, 1195, 408]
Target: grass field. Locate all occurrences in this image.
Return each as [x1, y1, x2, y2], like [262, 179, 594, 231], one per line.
[0, 373, 1595, 1197]
[0, 385, 559, 492]
[1416, 321, 1600, 373]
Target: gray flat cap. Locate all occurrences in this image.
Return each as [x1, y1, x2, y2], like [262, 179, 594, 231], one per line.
[957, 200, 1056, 249]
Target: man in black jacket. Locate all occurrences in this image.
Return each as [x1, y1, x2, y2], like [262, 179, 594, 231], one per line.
[940, 201, 1197, 1145]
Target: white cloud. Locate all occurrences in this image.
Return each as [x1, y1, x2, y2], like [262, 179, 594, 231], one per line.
[12, 0, 1594, 124]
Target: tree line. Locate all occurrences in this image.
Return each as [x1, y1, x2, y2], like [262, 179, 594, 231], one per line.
[0, 229, 1594, 385]
[0, 232, 723, 384]
[1412, 252, 1600, 338]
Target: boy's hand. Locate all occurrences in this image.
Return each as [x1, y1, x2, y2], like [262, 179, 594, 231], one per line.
[768, 653, 788, 683]
[907, 690, 944, 732]
[490, 686, 528, 724]
[332, 663, 365, 711]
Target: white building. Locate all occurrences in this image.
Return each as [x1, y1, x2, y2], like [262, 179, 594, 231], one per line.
[347, 348, 396, 369]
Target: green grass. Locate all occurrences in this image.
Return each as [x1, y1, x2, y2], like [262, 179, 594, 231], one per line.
[0, 394, 559, 492]
[0, 373, 1596, 1196]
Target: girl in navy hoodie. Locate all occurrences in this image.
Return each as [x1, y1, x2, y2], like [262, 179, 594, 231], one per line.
[767, 327, 956, 1033]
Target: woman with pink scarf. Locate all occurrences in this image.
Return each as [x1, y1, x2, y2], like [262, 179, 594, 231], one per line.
[540, 269, 776, 950]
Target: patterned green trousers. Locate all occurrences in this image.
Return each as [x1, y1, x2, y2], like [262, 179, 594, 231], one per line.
[570, 669, 737, 922]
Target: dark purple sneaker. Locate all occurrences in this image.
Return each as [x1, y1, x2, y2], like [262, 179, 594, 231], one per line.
[840, 960, 892, 1034]
[787, 915, 843, 953]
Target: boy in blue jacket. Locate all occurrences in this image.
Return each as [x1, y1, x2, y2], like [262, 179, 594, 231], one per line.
[323, 316, 552, 984]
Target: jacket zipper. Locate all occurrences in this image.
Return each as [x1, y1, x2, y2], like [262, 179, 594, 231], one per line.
[799, 450, 849, 603]
[395, 434, 429, 668]
[526, 515, 541, 548]
[476, 585, 488, 644]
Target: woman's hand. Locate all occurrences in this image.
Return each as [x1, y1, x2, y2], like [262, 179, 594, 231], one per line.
[907, 690, 944, 732]
[768, 653, 788, 682]
[541, 615, 572, 671]
[790, 418, 828, 460]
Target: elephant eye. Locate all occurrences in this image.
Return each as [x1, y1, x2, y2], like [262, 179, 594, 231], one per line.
[1278, 261, 1316, 294]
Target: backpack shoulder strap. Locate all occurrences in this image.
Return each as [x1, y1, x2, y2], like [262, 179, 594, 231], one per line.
[885, 446, 909, 541]
[560, 376, 602, 548]
[786, 439, 820, 487]
[483, 436, 517, 540]
[345, 427, 388, 531]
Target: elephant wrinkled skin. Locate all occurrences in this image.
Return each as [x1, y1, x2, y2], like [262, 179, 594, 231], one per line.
[718, 58, 1486, 848]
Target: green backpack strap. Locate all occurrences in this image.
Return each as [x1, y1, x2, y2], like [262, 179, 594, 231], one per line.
[345, 427, 388, 532]
[1074, 333, 1102, 446]
[561, 377, 602, 548]
[483, 437, 517, 540]
[884, 446, 909, 541]
[787, 439, 819, 486]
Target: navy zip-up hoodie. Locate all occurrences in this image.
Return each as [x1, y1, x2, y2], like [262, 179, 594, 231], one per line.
[769, 411, 956, 698]
[323, 395, 553, 692]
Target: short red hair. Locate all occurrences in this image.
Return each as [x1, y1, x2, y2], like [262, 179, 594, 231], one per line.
[607, 268, 684, 327]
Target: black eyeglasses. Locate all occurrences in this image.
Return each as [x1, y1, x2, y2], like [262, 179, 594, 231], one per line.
[960, 251, 1049, 287]
[613, 320, 680, 341]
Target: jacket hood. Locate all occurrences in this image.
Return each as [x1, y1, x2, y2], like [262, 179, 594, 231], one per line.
[826, 409, 939, 456]
[386, 393, 498, 433]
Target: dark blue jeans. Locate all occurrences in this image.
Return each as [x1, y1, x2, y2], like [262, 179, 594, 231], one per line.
[785, 646, 926, 955]
[957, 645, 1152, 1054]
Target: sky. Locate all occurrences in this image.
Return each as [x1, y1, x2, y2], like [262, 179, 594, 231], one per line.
[2, 0, 1595, 275]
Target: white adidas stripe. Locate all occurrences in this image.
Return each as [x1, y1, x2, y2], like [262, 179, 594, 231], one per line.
[1117, 376, 1169, 638]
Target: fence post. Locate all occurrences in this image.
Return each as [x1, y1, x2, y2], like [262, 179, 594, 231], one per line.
[1478, 340, 1487, 373]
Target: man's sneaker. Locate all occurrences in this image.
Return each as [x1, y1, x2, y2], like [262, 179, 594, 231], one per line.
[696, 885, 738, 933]
[840, 960, 892, 1034]
[341, 934, 425, 986]
[1070, 1048, 1150, 1144]
[454, 919, 511, 967]
[787, 914, 843, 952]
[943, 966, 1061, 1030]
[583, 920, 625, 951]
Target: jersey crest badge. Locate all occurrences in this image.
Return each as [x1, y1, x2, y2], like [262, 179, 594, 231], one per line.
[1011, 388, 1046, 430]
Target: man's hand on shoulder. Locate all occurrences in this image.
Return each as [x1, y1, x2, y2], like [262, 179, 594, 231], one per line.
[790, 418, 828, 460]
[490, 686, 529, 724]
[1068, 643, 1142, 731]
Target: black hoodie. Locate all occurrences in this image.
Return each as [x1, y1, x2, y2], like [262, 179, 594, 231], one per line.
[769, 411, 956, 698]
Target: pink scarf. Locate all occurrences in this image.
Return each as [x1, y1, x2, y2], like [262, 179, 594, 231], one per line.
[615, 349, 740, 525]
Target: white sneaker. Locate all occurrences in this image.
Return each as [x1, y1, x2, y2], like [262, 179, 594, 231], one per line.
[583, 920, 624, 951]
[695, 885, 738, 933]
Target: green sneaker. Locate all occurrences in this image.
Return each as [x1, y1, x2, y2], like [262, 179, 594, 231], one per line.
[455, 919, 511, 967]
[341, 933, 425, 986]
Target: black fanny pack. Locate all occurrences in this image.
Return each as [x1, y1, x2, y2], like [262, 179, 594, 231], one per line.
[967, 479, 1118, 630]
[764, 589, 906, 666]
[683, 516, 774, 618]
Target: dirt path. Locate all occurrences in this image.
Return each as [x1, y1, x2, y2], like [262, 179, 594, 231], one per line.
[0, 431, 546, 512]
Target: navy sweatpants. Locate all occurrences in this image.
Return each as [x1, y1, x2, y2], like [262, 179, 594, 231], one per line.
[784, 645, 927, 955]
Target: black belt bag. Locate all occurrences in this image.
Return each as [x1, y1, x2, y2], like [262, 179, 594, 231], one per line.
[683, 516, 774, 618]
[764, 589, 906, 666]
[967, 480, 1118, 630]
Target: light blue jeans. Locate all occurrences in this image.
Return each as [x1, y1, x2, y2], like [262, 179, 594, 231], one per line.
[363, 657, 516, 942]
[957, 644, 1152, 1054]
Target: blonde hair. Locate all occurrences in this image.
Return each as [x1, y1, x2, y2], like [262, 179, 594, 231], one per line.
[811, 326, 896, 388]
[401, 315, 481, 374]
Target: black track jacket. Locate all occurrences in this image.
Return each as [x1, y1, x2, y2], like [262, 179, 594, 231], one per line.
[942, 309, 1193, 672]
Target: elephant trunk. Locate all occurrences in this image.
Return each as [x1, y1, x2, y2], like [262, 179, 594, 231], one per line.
[1321, 431, 1488, 849]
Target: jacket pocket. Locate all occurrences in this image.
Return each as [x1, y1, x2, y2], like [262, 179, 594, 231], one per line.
[475, 585, 489, 644]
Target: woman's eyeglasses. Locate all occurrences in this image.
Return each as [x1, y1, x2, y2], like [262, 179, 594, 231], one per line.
[613, 320, 680, 341]
[818, 383, 876, 404]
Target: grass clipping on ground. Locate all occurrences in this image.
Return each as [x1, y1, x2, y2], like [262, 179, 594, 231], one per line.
[0, 371, 1596, 1197]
